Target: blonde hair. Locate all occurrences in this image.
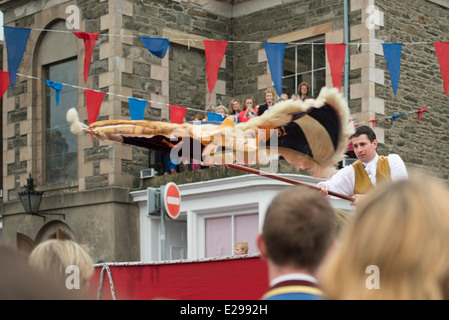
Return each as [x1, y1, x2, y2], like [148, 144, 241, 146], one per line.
[235, 241, 248, 253]
[319, 176, 449, 300]
[29, 240, 94, 287]
[227, 98, 241, 115]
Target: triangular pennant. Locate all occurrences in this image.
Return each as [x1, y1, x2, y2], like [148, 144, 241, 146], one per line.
[207, 112, 224, 122]
[45, 80, 63, 106]
[203, 40, 228, 101]
[128, 97, 147, 120]
[85, 89, 105, 125]
[368, 118, 379, 128]
[391, 113, 405, 124]
[325, 43, 347, 91]
[3, 26, 31, 89]
[0, 70, 11, 98]
[73, 32, 100, 83]
[169, 104, 187, 124]
[434, 42, 449, 97]
[139, 36, 171, 58]
[418, 107, 429, 122]
[263, 42, 287, 97]
[382, 43, 402, 99]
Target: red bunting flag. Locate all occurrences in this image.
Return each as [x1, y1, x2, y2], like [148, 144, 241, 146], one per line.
[325, 43, 347, 91]
[434, 42, 449, 97]
[169, 104, 187, 124]
[203, 40, 228, 101]
[0, 71, 11, 98]
[85, 89, 105, 125]
[418, 107, 429, 122]
[73, 32, 100, 83]
[368, 118, 379, 128]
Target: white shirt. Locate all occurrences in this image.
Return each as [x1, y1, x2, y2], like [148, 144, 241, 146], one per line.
[269, 273, 318, 288]
[318, 154, 408, 198]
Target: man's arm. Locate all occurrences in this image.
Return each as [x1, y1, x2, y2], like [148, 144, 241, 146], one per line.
[317, 165, 356, 199]
[388, 154, 408, 181]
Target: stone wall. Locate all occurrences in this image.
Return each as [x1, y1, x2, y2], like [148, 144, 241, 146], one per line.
[374, 0, 449, 180]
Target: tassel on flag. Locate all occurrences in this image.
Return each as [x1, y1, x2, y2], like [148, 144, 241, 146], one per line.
[140, 37, 171, 58]
[418, 107, 429, 122]
[391, 113, 405, 124]
[3, 26, 31, 89]
[382, 43, 402, 100]
[263, 42, 287, 97]
[169, 104, 187, 124]
[45, 80, 63, 106]
[368, 118, 379, 128]
[203, 40, 228, 101]
[128, 98, 147, 120]
[325, 43, 346, 91]
[73, 32, 100, 83]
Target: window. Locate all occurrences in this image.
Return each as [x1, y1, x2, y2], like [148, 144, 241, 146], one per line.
[205, 213, 258, 257]
[282, 37, 326, 98]
[45, 59, 78, 184]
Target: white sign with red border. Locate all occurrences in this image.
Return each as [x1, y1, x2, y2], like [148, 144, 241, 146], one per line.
[162, 182, 181, 219]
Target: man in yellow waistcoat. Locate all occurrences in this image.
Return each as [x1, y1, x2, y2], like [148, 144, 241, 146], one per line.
[318, 126, 408, 206]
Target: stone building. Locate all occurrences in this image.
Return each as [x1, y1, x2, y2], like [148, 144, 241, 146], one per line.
[0, 0, 448, 262]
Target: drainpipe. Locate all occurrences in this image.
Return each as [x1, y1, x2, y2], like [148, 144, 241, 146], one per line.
[344, 0, 349, 101]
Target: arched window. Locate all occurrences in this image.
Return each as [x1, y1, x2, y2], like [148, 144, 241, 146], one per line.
[35, 20, 78, 185]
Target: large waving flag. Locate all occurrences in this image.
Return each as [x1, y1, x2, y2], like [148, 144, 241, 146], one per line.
[263, 42, 287, 97]
[382, 43, 402, 99]
[4, 26, 31, 88]
[73, 32, 100, 83]
[68, 87, 353, 178]
[203, 40, 228, 101]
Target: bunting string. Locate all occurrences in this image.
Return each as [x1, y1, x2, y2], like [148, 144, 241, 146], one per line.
[15, 72, 206, 114]
[5, 25, 442, 45]
[0, 25, 443, 126]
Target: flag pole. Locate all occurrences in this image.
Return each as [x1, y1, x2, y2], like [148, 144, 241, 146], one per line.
[224, 163, 354, 202]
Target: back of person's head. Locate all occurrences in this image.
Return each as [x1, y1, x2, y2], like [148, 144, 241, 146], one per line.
[261, 185, 336, 272]
[0, 245, 79, 299]
[319, 175, 449, 299]
[350, 125, 376, 142]
[29, 239, 94, 294]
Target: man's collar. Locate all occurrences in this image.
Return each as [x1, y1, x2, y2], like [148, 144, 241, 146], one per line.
[362, 153, 379, 167]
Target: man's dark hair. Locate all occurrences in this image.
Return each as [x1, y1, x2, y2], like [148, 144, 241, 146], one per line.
[350, 126, 376, 142]
[262, 186, 336, 272]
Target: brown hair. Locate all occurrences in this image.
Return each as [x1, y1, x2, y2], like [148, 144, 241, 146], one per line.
[262, 185, 336, 272]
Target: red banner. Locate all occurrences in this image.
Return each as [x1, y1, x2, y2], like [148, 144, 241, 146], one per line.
[325, 43, 346, 91]
[203, 40, 228, 101]
[85, 89, 105, 125]
[91, 256, 268, 300]
[73, 32, 100, 83]
[169, 104, 187, 124]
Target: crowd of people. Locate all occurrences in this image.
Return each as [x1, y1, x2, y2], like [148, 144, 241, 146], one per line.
[158, 82, 313, 175]
[4, 120, 449, 300]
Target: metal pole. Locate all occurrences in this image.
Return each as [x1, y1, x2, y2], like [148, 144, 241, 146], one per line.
[160, 185, 166, 261]
[344, 0, 349, 101]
